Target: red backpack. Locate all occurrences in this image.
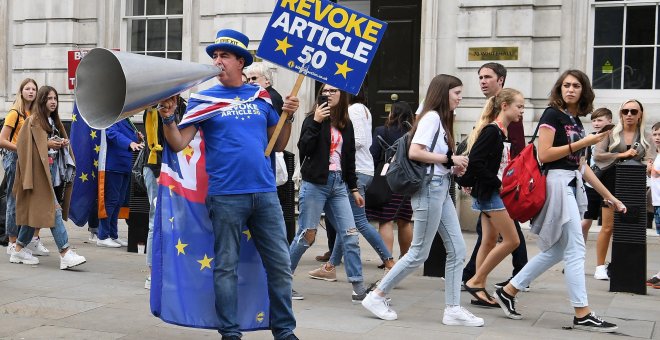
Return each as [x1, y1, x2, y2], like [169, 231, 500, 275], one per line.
[500, 125, 546, 222]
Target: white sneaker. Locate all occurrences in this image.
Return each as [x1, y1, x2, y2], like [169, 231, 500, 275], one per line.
[97, 238, 121, 248]
[6, 242, 16, 255]
[594, 265, 609, 280]
[26, 237, 50, 256]
[443, 306, 484, 327]
[361, 291, 397, 321]
[145, 276, 151, 290]
[112, 238, 128, 247]
[88, 233, 98, 242]
[60, 249, 86, 270]
[10, 248, 39, 265]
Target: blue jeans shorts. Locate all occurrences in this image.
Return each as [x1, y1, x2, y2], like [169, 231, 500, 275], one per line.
[472, 191, 505, 212]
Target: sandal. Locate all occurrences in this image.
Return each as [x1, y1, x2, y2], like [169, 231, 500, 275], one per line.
[470, 298, 499, 308]
[463, 283, 497, 305]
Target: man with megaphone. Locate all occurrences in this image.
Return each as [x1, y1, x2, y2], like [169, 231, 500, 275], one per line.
[156, 29, 300, 340]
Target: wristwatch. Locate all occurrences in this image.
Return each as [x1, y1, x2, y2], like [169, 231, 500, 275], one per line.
[285, 114, 295, 124]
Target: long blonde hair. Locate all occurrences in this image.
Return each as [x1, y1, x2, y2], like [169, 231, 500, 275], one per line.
[609, 99, 650, 153]
[465, 88, 522, 155]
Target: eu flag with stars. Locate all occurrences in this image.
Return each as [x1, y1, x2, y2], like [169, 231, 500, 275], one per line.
[150, 132, 270, 330]
[69, 104, 100, 226]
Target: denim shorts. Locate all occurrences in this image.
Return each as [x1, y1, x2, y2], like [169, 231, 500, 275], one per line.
[471, 191, 506, 212]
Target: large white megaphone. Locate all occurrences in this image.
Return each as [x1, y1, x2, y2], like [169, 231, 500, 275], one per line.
[75, 48, 221, 129]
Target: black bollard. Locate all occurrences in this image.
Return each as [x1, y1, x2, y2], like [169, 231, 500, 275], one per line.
[610, 159, 646, 294]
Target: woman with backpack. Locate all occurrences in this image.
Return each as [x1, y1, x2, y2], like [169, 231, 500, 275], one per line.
[366, 101, 415, 260]
[460, 88, 525, 308]
[362, 74, 483, 327]
[493, 70, 625, 333]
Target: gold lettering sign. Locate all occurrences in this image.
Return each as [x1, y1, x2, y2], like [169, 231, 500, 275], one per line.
[468, 47, 518, 61]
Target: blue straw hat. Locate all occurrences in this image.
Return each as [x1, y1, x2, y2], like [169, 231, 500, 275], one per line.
[205, 29, 253, 66]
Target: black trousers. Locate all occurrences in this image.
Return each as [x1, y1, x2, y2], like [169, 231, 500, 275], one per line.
[462, 214, 528, 282]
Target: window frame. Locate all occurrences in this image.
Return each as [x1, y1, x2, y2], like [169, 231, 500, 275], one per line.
[588, 0, 660, 102]
[120, 0, 191, 62]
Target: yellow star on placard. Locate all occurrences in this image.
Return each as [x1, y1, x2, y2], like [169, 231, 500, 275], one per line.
[93, 159, 98, 168]
[90, 130, 97, 139]
[335, 60, 353, 79]
[175, 238, 188, 255]
[79, 173, 88, 182]
[94, 144, 100, 153]
[197, 254, 214, 270]
[182, 146, 193, 157]
[275, 36, 293, 55]
[243, 230, 252, 241]
[72, 114, 77, 122]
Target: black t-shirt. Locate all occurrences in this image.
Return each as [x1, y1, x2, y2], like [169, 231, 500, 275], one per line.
[538, 107, 585, 170]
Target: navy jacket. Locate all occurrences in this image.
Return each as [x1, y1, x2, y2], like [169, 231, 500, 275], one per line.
[105, 119, 139, 173]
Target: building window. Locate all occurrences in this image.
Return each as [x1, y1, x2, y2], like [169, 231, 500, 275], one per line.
[592, 1, 659, 90]
[125, 0, 183, 60]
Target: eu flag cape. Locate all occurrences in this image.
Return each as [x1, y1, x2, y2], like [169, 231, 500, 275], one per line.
[150, 115, 270, 330]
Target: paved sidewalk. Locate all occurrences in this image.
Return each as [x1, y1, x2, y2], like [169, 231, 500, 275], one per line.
[0, 220, 658, 339]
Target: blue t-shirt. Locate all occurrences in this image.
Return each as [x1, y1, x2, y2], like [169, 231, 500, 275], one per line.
[190, 84, 279, 195]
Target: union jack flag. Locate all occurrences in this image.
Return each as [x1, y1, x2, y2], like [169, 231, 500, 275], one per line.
[179, 87, 272, 129]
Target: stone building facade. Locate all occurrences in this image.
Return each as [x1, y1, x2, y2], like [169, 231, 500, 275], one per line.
[1, 0, 659, 150]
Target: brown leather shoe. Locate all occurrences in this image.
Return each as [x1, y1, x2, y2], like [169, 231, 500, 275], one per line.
[315, 251, 330, 262]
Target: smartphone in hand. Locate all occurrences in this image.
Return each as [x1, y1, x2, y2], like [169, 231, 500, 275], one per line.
[599, 124, 615, 133]
[317, 95, 328, 106]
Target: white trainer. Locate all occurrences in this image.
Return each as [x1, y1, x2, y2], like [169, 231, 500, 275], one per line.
[112, 238, 128, 247]
[145, 276, 151, 290]
[443, 306, 484, 327]
[97, 238, 121, 248]
[60, 249, 86, 270]
[10, 248, 39, 265]
[26, 237, 50, 256]
[361, 291, 397, 321]
[6, 242, 16, 255]
[89, 233, 98, 242]
[594, 265, 609, 280]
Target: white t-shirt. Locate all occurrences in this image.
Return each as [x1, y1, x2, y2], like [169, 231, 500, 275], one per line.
[651, 154, 660, 206]
[410, 111, 449, 176]
[348, 103, 374, 175]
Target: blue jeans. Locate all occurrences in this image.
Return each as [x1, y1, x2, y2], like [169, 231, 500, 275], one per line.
[98, 171, 130, 240]
[290, 172, 363, 283]
[17, 208, 69, 252]
[654, 206, 660, 235]
[206, 192, 295, 339]
[144, 167, 158, 266]
[3, 152, 19, 237]
[330, 173, 393, 265]
[510, 187, 588, 307]
[378, 175, 466, 306]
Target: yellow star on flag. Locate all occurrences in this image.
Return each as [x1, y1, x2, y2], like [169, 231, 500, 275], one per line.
[175, 238, 188, 255]
[94, 144, 100, 153]
[168, 184, 175, 196]
[90, 130, 97, 139]
[79, 173, 88, 182]
[169, 217, 174, 223]
[91, 171, 96, 179]
[93, 159, 98, 168]
[243, 230, 252, 241]
[72, 114, 77, 122]
[275, 36, 293, 55]
[197, 254, 214, 270]
[183, 146, 194, 157]
[335, 60, 353, 79]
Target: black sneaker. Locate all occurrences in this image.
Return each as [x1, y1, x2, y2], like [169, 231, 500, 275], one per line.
[493, 288, 522, 320]
[573, 312, 618, 333]
[352, 291, 367, 303]
[646, 276, 660, 286]
[291, 289, 304, 300]
[494, 278, 530, 292]
[221, 336, 241, 340]
[282, 334, 300, 340]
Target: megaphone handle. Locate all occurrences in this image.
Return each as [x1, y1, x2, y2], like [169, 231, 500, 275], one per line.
[264, 73, 306, 157]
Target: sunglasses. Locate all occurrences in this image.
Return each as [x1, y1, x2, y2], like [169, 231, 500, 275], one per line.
[621, 108, 639, 116]
[248, 76, 261, 81]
